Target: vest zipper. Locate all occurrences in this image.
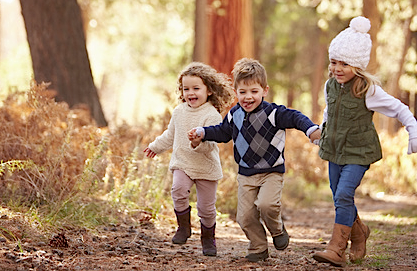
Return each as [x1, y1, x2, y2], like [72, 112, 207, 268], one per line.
[331, 83, 343, 154]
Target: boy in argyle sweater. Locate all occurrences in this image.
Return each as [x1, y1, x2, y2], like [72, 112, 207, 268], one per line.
[188, 58, 321, 262]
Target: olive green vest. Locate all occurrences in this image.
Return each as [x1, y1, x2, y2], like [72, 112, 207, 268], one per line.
[319, 78, 382, 165]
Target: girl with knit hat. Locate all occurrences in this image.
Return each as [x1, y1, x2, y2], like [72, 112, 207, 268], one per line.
[313, 16, 417, 267]
[144, 62, 235, 256]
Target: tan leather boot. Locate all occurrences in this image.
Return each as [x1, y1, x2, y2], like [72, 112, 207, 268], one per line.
[313, 223, 351, 267]
[349, 216, 370, 262]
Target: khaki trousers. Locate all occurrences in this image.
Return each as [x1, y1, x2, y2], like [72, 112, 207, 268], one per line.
[237, 172, 284, 253]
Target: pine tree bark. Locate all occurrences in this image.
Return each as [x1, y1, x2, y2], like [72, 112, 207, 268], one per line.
[206, 0, 254, 75]
[363, 0, 382, 131]
[363, 0, 380, 74]
[20, 0, 107, 126]
[310, 26, 328, 123]
[193, 0, 208, 63]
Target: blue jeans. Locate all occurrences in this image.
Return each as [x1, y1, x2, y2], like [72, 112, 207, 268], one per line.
[328, 162, 369, 227]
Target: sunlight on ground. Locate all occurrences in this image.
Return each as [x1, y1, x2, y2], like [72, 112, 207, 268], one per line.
[373, 193, 417, 205]
[282, 237, 320, 243]
[362, 213, 417, 225]
[361, 194, 417, 225]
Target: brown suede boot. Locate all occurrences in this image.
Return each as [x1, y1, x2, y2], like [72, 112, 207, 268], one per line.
[313, 223, 351, 267]
[201, 222, 216, 256]
[172, 206, 192, 244]
[350, 216, 370, 262]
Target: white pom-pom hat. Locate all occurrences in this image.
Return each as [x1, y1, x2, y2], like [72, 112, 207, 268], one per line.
[328, 16, 372, 70]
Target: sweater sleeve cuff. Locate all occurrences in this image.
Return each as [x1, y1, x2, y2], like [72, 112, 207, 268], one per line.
[306, 125, 319, 138]
[407, 125, 417, 139]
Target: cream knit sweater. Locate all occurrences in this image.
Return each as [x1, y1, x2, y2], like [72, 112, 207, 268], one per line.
[148, 102, 223, 180]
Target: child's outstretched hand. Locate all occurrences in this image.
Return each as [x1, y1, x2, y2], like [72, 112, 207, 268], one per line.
[188, 127, 204, 148]
[408, 137, 417, 154]
[309, 128, 321, 145]
[144, 147, 157, 158]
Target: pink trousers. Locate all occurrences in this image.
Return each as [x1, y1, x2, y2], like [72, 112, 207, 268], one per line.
[171, 170, 218, 227]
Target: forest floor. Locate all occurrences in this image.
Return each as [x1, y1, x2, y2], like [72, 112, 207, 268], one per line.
[0, 194, 416, 271]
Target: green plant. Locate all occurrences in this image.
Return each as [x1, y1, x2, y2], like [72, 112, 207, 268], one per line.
[0, 225, 23, 253]
[0, 160, 35, 176]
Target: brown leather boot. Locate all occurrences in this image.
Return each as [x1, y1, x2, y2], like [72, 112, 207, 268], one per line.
[313, 223, 351, 267]
[201, 222, 217, 256]
[172, 206, 192, 244]
[350, 216, 370, 262]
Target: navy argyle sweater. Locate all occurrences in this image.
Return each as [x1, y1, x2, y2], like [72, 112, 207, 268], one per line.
[203, 101, 316, 176]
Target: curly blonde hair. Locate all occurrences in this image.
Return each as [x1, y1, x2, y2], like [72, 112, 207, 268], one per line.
[177, 62, 235, 114]
[329, 65, 381, 98]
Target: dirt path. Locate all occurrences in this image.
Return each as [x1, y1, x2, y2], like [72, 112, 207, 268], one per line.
[0, 195, 416, 271]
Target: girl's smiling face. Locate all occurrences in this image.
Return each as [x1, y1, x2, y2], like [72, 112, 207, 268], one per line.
[182, 76, 212, 108]
[236, 81, 268, 112]
[329, 59, 356, 84]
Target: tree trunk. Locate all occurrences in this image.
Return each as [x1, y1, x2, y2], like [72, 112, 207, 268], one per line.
[371, 0, 414, 134]
[193, 0, 208, 63]
[414, 93, 417, 118]
[20, 0, 107, 127]
[206, 0, 254, 75]
[387, 15, 413, 134]
[363, 0, 382, 131]
[363, 0, 380, 74]
[310, 26, 328, 123]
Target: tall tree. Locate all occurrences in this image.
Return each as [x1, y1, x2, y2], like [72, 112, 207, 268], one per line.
[363, 0, 380, 74]
[309, 26, 328, 123]
[20, 0, 107, 126]
[252, 0, 278, 102]
[383, 0, 416, 134]
[204, 0, 255, 75]
[193, 0, 208, 64]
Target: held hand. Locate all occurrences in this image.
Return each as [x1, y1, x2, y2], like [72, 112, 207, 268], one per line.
[187, 128, 197, 141]
[188, 127, 204, 138]
[407, 137, 417, 154]
[143, 147, 157, 158]
[309, 129, 321, 145]
[187, 128, 203, 148]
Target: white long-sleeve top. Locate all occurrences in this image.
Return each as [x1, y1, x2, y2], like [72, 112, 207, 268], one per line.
[148, 102, 223, 181]
[321, 80, 417, 140]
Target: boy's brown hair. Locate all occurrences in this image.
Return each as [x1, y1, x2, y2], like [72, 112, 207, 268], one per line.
[231, 58, 268, 90]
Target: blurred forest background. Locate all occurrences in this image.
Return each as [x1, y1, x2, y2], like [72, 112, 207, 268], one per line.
[0, 0, 416, 230]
